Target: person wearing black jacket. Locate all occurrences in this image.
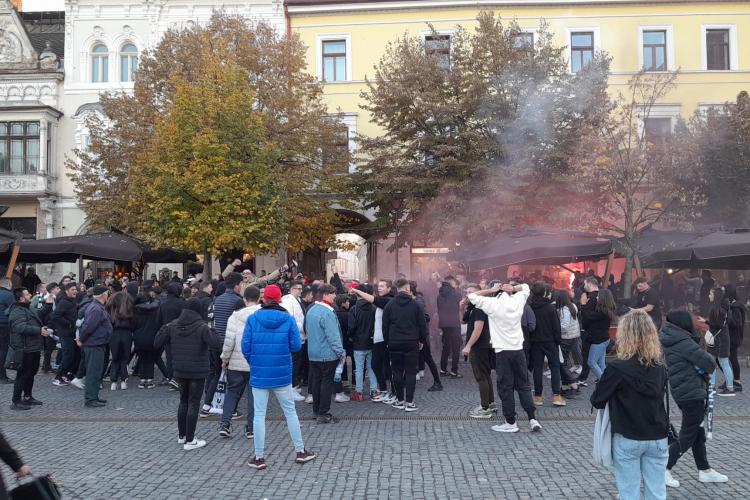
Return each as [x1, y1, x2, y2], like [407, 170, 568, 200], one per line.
[155, 298, 220, 451]
[412, 281, 442, 392]
[38, 283, 57, 373]
[133, 288, 162, 389]
[51, 282, 80, 386]
[462, 284, 495, 418]
[437, 277, 462, 378]
[0, 430, 31, 497]
[660, 311, 727, 488]
[158, 282, 186, 389]
[592, 310, 669, 500]
[8, 288, 49, 410]
[108, 291, 136, 391]
[347, 285, 377, 401]
[382, 279, 428, 412]
[0, 277, 15, 384]
[580, 279, 617, 381]
[724, 284, 745, 392]
[528, 282, 566, 407]
[706, 288, 735, 396]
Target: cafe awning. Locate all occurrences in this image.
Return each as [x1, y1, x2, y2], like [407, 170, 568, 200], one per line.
[642, 230, 750, 270]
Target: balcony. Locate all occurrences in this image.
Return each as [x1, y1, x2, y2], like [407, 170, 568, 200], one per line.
[0, 173, 52, 195]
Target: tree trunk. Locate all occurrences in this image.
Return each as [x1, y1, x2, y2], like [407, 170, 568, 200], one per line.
[623, 248, 634, 300]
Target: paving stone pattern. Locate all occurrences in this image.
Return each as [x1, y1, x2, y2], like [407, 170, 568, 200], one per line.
[1, 359, 749, 499]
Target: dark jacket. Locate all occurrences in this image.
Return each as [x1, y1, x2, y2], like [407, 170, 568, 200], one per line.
[591, 357, 668, 441]
[154, 308, 219, 379]
[133, 296, 162, 351]
[728, 300, 746, 348]
[659, 321, 716, 403]
[79, 299, 113, 347]
[707, 306, 731, 358]
[49, 294, 78, 338]
[436, 282, 461, 328]
[0, 287, 13, 330]
[335, 307, 350, 350]
[159, 283, 186, 327]
[212, 290, 245, 343]
[528, 296, 561, 344]
[194, 290, 213, 321]
[8, 303, 44, 353]
[382, 292, 428, 350]
[580, 291, 611, 344]
[348, 299, 376, 350]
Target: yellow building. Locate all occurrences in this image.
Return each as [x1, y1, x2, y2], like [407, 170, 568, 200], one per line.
[287, 0, 750, 278]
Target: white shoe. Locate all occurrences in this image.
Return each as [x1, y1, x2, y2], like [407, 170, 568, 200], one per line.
[529, 419, 542, 432]
[698, 469, 728, 483]
[110, 382, 118, 391]
[70, 378, 85, 389]
[177, 437, 186, 445]
[665, 470, 680, 488]
[293, 386, 302, 394]
[183, 439, 207, 451]
[305, 394, 313, 404]
[293, 392, 306, 402]
[418, 370, 425, 379]
[491, 422, 519, 433]
[335, 392, 350, 403]
[120, 381, 127, 390]
[415, 372, 422, 381]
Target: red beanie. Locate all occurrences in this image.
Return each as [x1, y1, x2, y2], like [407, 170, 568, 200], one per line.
[263, 284, 282, 303]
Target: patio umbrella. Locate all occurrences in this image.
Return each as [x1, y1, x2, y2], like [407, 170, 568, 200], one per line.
[642, 230, 750, 270]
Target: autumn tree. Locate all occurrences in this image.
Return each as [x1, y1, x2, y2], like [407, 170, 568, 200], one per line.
[572, 71, 706, 296]
[68, 13, 348, 262]
[351, 12, 611, 247]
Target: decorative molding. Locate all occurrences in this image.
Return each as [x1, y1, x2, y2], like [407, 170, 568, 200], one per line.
[0, 81, 59, 106]
[0, 174, 52, 195]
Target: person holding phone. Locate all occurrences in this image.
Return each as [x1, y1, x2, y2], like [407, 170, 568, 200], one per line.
[8, 287, 49, 410]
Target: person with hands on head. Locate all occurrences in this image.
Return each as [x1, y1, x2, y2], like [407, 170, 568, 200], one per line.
[462, 283, 495, 418]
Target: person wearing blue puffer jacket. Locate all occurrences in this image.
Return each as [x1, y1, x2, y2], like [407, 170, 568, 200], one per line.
[242, 285, 316, 470]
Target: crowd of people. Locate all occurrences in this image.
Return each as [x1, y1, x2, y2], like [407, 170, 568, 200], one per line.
[0, 260, 745, 491]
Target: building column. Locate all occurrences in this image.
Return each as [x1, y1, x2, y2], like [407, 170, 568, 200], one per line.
[37, 196, 55, 239]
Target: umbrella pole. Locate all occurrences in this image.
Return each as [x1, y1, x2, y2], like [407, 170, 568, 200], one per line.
[78, 255, 84, 284]
[5, 241, 20, 278]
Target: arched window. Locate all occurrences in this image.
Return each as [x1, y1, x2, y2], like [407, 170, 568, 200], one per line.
[91, 44, 109, 83]
[120, 43, 138, 82]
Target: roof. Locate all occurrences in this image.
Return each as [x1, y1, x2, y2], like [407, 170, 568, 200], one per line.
[21, 11, 65, 60]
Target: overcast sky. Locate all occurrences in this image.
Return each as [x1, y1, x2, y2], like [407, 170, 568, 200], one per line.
[23, 0, 64, 11]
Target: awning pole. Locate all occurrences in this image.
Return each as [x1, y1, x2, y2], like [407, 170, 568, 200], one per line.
[603, 250, 615, 288]
[5, 241, 20, 278]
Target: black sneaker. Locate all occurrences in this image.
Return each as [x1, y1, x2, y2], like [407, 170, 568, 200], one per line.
[295, 449, 316, 464]
[219, 423, 232, 438]
[10, 402, 30, 411]
[244, 425, 254, 439]
[717, 388, 736, 397]
[449, 372, 463, 379]
[0, 378, 14, 384]
[734, 381, 743, 392]
[246, 456, 267, 470]
[316, 414, 339, 424]
[428, 383, 443, 392]
[439, 370, 449, 376]
[84, 400, 106, 408]
[22, 397, 43, 406]
[199, 408, 211, 418]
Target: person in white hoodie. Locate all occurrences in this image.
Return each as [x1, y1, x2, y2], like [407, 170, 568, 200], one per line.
[468, 282, 541, 433]
[219, 286, 262, 440]
[281, 281, 307, 402]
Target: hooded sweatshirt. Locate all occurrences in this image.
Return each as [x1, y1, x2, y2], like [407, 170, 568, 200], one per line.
[436, 282, 461, 328]
[468, 284, 530, 353]
[154, 308, 219, 379]
[348, 299, 376, 350]
[527, 295, 561, 344]
[659, 321, 716, 403]
[382, 292, 428, 351]
[591, 357, 668, 440]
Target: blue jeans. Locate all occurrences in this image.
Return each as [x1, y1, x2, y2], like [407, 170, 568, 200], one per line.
[354, 350, 377, 394]
[710, 357, 734, 389]
[612, 433, 668, 500]
[588, 341, 608, 380]
[252, 385, 305, 458]
[221, 370, 253, 428]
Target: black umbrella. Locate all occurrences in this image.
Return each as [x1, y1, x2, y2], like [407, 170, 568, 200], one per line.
[642, 230, 750, 270]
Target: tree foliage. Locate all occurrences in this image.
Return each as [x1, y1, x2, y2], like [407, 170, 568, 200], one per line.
[68, 13, 347, 255]
[351, 12, 611, 245]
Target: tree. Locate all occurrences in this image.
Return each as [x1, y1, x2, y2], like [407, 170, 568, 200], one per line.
[68, 13, 348, 262]
[351, 12, 611, 248]
[572, 71, 706, 296]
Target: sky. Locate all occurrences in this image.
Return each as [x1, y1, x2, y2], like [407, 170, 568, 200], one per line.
[23, 0, 64, 11]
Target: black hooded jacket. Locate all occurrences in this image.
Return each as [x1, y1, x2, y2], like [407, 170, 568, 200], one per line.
[528, 295, 561, 344]
[133, 296, 161, 351]
[382, 292, 428, 351]
[659, 321, 715, 403]
[159, 282, 186, 327]
[591, 357, 668, 440]
[728, 300, 746, 347]
[154, 308, 219, 379]
[436, 282, 461, 328]
[348, 299, 376, 350]
[49, 294, 78, 338]
[580, 291, 612, 344]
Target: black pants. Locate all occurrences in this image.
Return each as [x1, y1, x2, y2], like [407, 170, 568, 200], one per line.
[292, 345, 305, 387]
[137, 349, 157, 380]
[440, 327, 462, 374]
[159, 344, 174, 380]
[42, 336, 55, 371]
[470, 347, 495, 409]
[109, 330, 132, 382]
[530, 342, 562, 395]
[667, 399, 710, 471]
[203, 349, 222, 406]
[309, 360, 337, 416]
[372, 342, 391, 392]
[0, 327, 9, 380]
[55, 337, 78, 381]
[419, 340, 441, 384]
[579, 337, 591, 382]
[299, 342, 309, 385]
[729, 342, 741, 381]
[390, 346, 419, 403]
[84, 345, 105, 403]
[13, 351, 40, 403]
[496, 349, 536, 423]
[177, 377, 205, 442]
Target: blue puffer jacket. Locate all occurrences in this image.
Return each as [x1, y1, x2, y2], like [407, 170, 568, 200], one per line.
[242, 303, 301, 389]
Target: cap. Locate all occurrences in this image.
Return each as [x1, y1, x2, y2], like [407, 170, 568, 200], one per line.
[263, 284, 282, 303]
[92, 285, 109, 297]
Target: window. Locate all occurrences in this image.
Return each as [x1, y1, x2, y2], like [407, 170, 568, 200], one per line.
[120, 43, 138, 82]
[643, 30, 667, 71]
[322, 40, 346, 82]
[0, 218, 36, 239]
[644, 117, 672, 146]
[327, 126, 350, 174]
[91, 43, 109, 82]
[513, 32, 534, 49]
[0, 122, 41, 174]
[570, 32, 594, 73]
[706, 29, 730, 70]
[425, 34, 451, 70]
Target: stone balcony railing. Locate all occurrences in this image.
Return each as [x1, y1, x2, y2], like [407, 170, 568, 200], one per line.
[0, 173, 53, 195]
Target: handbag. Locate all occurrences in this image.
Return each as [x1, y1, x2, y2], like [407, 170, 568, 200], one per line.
[9, 475, 61, 500]
[592, 403, 613, 469]
[665, 379, 679, 447]
[4, 344, 22, 371]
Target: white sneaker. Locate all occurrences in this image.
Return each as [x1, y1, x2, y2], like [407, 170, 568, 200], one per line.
[110, 382, 118, 391]
[665, 470, 680, 488]
[292, 392, 306, 402]
[418, 370, 425, 379]
[529, 419, 542, 432]
[698, 469, 728, 483]
[120, 381, 127, 390]
[335, 392, 350, 403]
[183, 439, 207, 451]
[177, 437, 186, 445]
[70, 378, 85, 389]
[491, 422, 519, 433]
[305, 394, 313, 404]
[293, 386, 302, 394]
[382, 394, 397, 405]
[415, 372, 422, 381]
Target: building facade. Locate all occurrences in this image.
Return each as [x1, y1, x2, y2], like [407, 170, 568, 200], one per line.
[286, 0, 750, 278]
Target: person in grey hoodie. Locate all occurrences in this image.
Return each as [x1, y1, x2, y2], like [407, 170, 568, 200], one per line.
[660, 311, 727, 488]
[437, 276, 462, 378]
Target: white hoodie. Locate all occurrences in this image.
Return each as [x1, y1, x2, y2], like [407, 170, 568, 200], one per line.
[281, 293, 306, 342]
[468, 284, 530, 353]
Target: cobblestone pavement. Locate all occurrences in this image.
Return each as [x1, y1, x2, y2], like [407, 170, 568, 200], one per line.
[1, 360, 749, 499]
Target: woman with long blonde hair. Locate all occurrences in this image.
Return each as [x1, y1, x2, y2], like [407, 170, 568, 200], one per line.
[591, 310, 669, 500]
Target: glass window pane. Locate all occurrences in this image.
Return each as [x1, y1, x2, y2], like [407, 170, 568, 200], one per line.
[572, 52, 582, 73]
[572, 33, 592, 47]
[582, 50, 592, 66]
[335, 57, 345, 81]
[10, 123, 23, 135]
[0, 123, 7, 136]
[102, 57, 108, 82]
[121, 43, 136, 53]
[323, 58, 334, 81]
[131, 55, 138, 76]
[323, 41, 345, 55]
[0, 141, 7, 172]
[26, 139, 39, 172]
[10, 139, 23, 173]
[93, 44, 107, 53]
[643, 31, 665, 45]
[655, 50, 665, 70]
[644, 50, 653, 70]
[26, 123, 39, 135]
[92, 57, 100, 82]
[121, 56, 129, 81]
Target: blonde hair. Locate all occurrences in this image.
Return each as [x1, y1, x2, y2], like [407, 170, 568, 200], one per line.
[615, 310, 664, 367]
